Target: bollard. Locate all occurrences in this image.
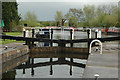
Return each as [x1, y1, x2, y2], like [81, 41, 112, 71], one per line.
[4, 46, 8, 50]
[94, 73, 99, 80]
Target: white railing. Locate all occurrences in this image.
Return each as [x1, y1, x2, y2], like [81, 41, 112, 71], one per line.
[89, 39, 102, 54]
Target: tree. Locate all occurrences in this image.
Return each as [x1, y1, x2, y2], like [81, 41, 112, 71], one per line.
[69, 8, 83, 22]
[24, 11, 38, 27]
[55, 11, 63, 27]
[83, 5, 95, 27]
[65, 13, 78, 27]
[103, 15, 117, 27]
[96, 4, 118, 27]
[2, 2, 20, 31]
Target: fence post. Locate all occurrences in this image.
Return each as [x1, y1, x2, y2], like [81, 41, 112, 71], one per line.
[31, 58, 34, 76]
[23, 28, 27, 45]
[95, 29, 98, 38]
[50, 58, 53, 75]
[70, 58, 73, 75]
[23, 28, 26, 37]
[32, 28, 35, 46]
[98, 30, 101, 38]
[50, 28, 53, 47]
[22, 63, 25, 74]
[87, 29, 91, 52]
[70, 29, 73, 47]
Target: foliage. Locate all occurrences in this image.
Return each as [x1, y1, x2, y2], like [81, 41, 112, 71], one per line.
[65, 11, 79, 27]
[24, 11, 38, 27]
[9, 20, 17, 31]
[83, 5, 95, 25]
[5, 32, 22, 36]
[54, 4, 119, 27]
[1, 32, 24, 44]
[55, 11, 63, 26]
[2, 2, 21, 31]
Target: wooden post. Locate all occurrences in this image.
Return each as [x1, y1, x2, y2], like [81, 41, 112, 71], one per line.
[70, 58, 73, 75]
[50, 58, 53, 75]
[95, 29, 98, 39]
[87, 29, 90, 39]
[23, 28, 27, 45]
[23, 64, 25, 74]
[31, 58, 34, 76]
[50, 29, 53, 47]
[23, 31, 26, 38]
[95, 32, 97, 39]
[70, 29, 73, 47]
[87, 29, 90, 53]
[32, 28, 35, 46]
[27, 41, 31, 49]
[94, 29, 98, 46]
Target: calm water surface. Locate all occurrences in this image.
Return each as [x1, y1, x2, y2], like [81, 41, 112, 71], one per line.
[2, 30, 100, 79]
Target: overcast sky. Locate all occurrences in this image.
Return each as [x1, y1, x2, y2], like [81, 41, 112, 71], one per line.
[17, 0, 119, 21]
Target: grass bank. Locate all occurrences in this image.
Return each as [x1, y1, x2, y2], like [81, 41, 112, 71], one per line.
[5, 32, 22, 36]
[1, 32, 25, 45]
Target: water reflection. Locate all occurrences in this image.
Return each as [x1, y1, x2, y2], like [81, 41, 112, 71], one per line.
[2, 31, 89, 78]
[14, 47, 88, 78]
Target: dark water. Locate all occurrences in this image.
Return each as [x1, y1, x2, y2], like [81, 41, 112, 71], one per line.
[2, 30, 91, 79]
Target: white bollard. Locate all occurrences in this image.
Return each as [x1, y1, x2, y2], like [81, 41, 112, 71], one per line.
[94, 73, 99, 80]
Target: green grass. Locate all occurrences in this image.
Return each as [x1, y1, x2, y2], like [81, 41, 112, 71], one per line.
[5, 32, 22, 36]
[2, 32, 25, 45]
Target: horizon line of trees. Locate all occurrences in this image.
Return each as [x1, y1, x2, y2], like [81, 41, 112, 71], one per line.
[2, 2, 120, 32]
[55, 4, 120, 27]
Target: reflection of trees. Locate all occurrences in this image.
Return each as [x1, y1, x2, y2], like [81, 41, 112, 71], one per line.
[2, 70, 16, 80]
